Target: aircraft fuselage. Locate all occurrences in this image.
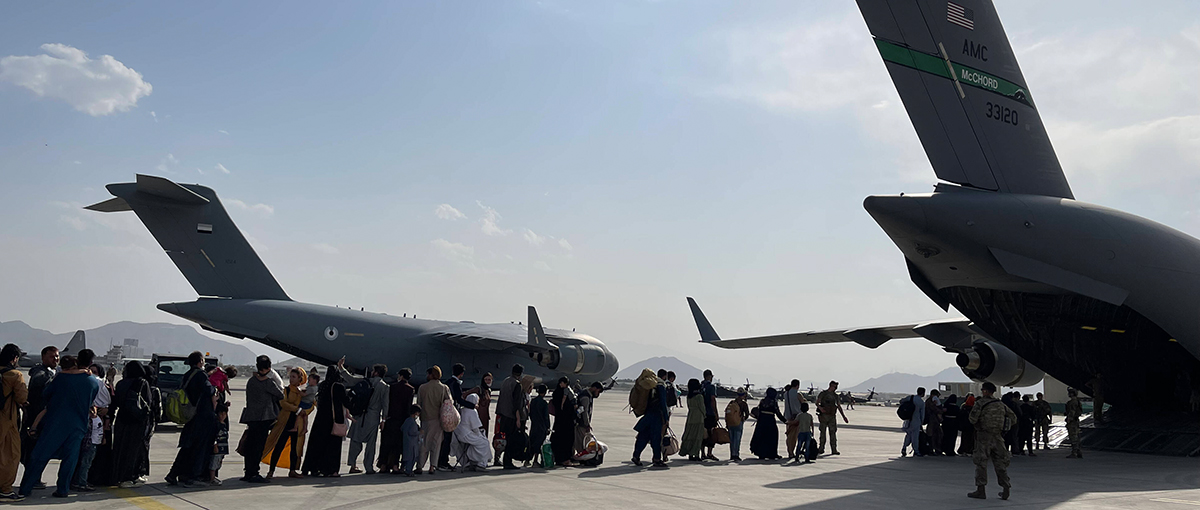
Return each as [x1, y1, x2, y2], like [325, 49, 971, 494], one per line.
[158, 298, 619, 384]
[866, 188, 1200, 410]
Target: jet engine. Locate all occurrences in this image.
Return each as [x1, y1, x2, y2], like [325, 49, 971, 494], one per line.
[540, 344, 608, 375]
[955, 340, 1044, 388]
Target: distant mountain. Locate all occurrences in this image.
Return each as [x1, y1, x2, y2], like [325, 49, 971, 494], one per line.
[615, 356, 705, 381]
[0, 320, 260, 365]
[844, 367, 969, 394]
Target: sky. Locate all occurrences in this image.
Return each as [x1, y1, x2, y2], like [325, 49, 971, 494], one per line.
[1, 1, 1198, 388]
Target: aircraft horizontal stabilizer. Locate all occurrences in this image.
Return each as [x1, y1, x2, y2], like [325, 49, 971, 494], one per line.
[689, 296, 974, 350]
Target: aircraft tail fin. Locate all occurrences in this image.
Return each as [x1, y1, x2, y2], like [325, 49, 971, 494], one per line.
[527, 306, 554, 350]
[856, 0, 1072, 199]
[86, 175, 290, 300]
[62, 330, 85, 355]
[686, 297, 722, 343]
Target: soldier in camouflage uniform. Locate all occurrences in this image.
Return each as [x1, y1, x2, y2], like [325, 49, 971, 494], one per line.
[1064, 388, 1083, 458]
[967, 382, 1016, 500]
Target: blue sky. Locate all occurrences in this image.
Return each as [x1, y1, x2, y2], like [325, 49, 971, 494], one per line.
[2, 1, 1199, 387]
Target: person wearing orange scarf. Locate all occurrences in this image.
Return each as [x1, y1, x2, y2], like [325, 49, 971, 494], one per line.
[263, 367, 310, 479]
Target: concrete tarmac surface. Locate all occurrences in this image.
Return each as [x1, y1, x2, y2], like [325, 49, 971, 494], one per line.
[13, 385, 1200, 509]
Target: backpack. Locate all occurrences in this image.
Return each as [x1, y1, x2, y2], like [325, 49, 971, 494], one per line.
[978, 400, 1009, 434]
[805, 437, 819, 461]
[0, 367, 14, 411]
[166, 370, 203, 424]
[897, 395, 915, 421]
[120, 379, 151, 422]
[629, 369, 656, 417]
[440, 397, 460, 432]
[348, 379, 373, 417]
[725, 400, 743, 427]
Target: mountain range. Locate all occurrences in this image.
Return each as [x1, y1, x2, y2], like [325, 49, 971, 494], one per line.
[0, 320, 261, 365]
[843, 367, 969, 394]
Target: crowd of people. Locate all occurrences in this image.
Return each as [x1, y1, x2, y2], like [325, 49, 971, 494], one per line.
[0, 342, 1090, 503]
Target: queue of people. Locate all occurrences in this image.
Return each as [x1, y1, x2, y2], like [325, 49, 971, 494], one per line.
[0, 344, 1092, 505]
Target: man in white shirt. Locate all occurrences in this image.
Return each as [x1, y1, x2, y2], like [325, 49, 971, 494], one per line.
[901, 387, 926, 457]
[71, 350, 109, 491]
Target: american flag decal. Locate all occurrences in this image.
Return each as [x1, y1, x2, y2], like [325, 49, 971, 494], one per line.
[947, 2, 974, 30]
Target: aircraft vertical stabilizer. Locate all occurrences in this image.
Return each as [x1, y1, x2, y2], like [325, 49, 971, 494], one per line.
[856, 0, 1073, 199]
[62, 330, 85, 355]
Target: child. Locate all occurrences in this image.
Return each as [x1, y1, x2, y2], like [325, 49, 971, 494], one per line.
[401, 405, 422, 476]
[797, 402, 815, 464]
[209, 403, 230, 485]
[298, 372, 319, 439]
[527, 384, 550, 468]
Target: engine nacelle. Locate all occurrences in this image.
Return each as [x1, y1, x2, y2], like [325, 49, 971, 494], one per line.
[955, 340, 1044, 388]
[540, 344, 608, 376]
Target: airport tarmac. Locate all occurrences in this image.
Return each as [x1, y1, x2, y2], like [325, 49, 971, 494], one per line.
[13, 384, 1200, 509]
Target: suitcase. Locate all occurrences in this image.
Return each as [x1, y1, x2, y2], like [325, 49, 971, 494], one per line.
[919, 431, 933, 456]
[805, 438, 818, 461]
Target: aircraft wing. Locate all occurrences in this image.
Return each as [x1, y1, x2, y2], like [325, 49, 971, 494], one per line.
[422, 306, 564, 352]
[687, 297, 979, 351]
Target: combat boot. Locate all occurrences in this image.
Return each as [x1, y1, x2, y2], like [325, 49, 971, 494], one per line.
[967, 487, 986, 499]
[1000, 487, 1010, 500]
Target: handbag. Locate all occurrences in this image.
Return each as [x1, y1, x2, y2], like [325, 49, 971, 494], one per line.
[440, 398, 460, 432]
[661, 428, 680, 457]
[331, 407, 352, 437]
[711, 426, 731, 445]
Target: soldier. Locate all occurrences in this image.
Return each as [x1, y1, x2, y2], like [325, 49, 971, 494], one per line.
[967, 382, 1016, 501]
[815, 381, 848, 455]
[1064, 388, 1083, 458]
[1032, 393, 1052, 448]
[1085, 373, 1104, 423]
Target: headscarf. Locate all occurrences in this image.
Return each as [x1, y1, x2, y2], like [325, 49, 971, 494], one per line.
[466, 393, 480, 406]
[964, 395, 976, 407]
[945, 394, 958, 406]
[290, 367, 308, 388]
[479, 373, 492, 393]
[121, 360, 145, 381]
[687, 378, 703, 397]
[765, 387, 778, 401]
[322, 365, 339, 391]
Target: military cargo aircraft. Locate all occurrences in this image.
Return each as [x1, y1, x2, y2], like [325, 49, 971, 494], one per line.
[18, 330, 85, 368]
[691, 0, 1200, 417]
[86, 175, 619, 384]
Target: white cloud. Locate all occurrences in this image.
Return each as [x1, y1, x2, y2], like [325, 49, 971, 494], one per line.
[434, 204, 466, 220]
[523, 228, 546, 247]
[558, 238, 573, 251]
[0, 43, 152, 116]
[59, 215, 86, 231]
[150, 111, 157, 122]
[534, 260, 552, 272]
[225, 199, 275, 217]
[431, 238, 478, 270]
[73, 160, 81, 165]
[217, 129, 229, 135]
[215, 163, 231, 174]
[476, 201, 511, 236]
[311, 243, 339, 255]
[155, 153, 179, 174]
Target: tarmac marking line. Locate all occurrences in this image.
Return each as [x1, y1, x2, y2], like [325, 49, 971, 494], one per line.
[111, 488, 177, 510]
[148, 485, 213, 510]
[1151, 498, 1200, 507]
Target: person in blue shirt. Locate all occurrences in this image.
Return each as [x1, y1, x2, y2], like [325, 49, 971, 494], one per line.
[19, 355, 99, 498]
[401, 405, 421, 476]
[901, 387, 927, 457]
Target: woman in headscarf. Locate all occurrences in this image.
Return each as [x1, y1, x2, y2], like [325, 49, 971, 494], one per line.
[263, 367, 310, 479]
[940, 394, 960, 457]
[550, 377, 577, 467]
[451, 393, 492, 470]
[111, 361, 153, 488]
[301, 366, 347, 477]
[957, 394, 975, 456]
[679, 379, 707, 461]
[463, 373, 494, 461]
[749, 387, 785, 460]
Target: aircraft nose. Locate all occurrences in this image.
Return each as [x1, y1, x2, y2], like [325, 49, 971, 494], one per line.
[604, 348, 619, 380]
[863, 195, 927, 237]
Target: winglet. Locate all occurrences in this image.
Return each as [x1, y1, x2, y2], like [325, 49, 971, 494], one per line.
[63, 330, 86, 355]
[687, 297, 722, 343]
[527, 306, 555, 350]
